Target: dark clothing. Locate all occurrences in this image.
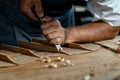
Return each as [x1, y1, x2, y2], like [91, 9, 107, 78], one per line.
[0, 0, 75, 46]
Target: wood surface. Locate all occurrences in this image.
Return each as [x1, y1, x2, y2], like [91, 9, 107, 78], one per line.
[0, 53, 17, 64]
[96, 40, 120, 52]
[1, 44, 40, 58]
[0, 47, 120, 80]
[33, 38, 50, 45]
[0, 61, 15, 68]
[18, 41, 58, 53]
[68, 43, 101, 51]
[18, 41, 94, 55]
[0, 36, 119, 80]
[0, 50, 38, 65]
[33, 38, 101, 51]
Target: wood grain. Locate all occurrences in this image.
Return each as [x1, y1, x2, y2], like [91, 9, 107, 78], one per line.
[96, 40, 120, 52]
[33, 38, 50, 45]
[18, 41, 58, 53]
[0, 53, 17, 64]
[1, 44, 40, 58]
[68, 43, 101, 51]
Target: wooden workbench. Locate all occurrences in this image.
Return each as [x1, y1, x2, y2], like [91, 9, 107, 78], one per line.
[0, 47, 120, 80]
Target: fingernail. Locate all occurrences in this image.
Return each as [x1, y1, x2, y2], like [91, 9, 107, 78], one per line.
[56, 38, 62, 44]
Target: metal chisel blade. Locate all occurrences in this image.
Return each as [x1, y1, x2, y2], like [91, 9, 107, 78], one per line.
[55, 44, 62, 52]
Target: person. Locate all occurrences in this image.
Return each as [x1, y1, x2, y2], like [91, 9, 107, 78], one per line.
[20, 0, 120, 45]
[0, 0, 120, 46]
[0, 0, 75, 46]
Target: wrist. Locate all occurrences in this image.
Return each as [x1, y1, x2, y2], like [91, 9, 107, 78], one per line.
[64, 28, 76, 44]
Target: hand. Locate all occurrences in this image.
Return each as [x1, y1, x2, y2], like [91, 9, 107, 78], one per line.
[41, 16, 66, 45]
[20, 0, 44, 21]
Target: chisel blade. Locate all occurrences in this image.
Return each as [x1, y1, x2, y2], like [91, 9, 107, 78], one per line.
[55, 44, 63, 52]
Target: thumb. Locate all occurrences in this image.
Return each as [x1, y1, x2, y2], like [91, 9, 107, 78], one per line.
[41, 16, 52, 23]
[34, 0, 44, 18]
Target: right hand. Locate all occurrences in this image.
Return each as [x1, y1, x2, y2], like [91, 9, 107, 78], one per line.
[41, 16, 66, 45]
[20, 0, 44, 21]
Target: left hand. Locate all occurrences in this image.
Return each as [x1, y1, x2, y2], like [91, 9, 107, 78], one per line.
[20, 0, 44, 21]
[41, 17, 65, 45]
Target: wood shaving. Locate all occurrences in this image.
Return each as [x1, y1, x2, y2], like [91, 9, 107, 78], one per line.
[57, 56, 65, 62]
[50, 63, 57, 68]
[83, 75, 90, 80]
[64, 60, 71, 65]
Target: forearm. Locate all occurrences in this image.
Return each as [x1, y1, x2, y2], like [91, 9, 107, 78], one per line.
[65, 21, 120, 43]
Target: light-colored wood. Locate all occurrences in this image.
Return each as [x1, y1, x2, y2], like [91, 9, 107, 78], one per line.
[95, 36, 120, 53]
[33, 38, 101, 51]
[18, 41, 93, 55]
[117, 46, 120, 53]
[61, 47, 91, 55]
[96, 40, 119, 52]
[0, 36, 120, 80]
[0, 47, 120, 80]
[0, 61, 15, 68]
[68, 43, 101, 51]
[32, 50, 62, 57]
[0, 53, 17, 64]
[1, 44, 40, 58]
[0, 50, 38, 65]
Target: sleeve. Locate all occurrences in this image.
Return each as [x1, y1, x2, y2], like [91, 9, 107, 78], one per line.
[87, 0, 120, 26]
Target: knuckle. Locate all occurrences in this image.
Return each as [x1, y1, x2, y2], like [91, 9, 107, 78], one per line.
[41, 23, 46, 29]
[47, 34, 52, 39]
[51, 19, 57, 24]
[42, 30, 46, 35]
[50, 40, 55, 45]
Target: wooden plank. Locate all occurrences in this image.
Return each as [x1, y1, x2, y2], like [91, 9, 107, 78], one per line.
[60, 47, 91, 55]
[18, 41, 92, 55]
[33, 38, 101, 51]
[0, 53, 17, 64]
[68, 43, 101, 51]
[0, 47, 120, 80]
[1, 44, 40, 58]
[0, 50, 38, 65]
[18, 41, 58, 53]
[33, 38, 50, 45]
[95, 40, 120, 52]
[0, 61, 15, 68]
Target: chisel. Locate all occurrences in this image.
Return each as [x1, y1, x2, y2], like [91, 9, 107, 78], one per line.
[55, 44, 63, 52]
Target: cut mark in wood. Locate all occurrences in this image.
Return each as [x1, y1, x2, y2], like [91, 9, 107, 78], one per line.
[33, 38, 100, 52]
[18, 41, 58, 53]
[18, 41, 94, 55]
[95, 40, 119, 53]
[0, 53, 17, 64]
[68, 43, 101, 51]
[18, 41, 71, 55]
[1, 44, 40, 58]
[68, 43, 92, 51]
[33, 38, 50, 45]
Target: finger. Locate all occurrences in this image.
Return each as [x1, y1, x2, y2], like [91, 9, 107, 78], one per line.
[41, 19, 58, 29]
[49, 37, 63, 45]
[45, 31, 60, 39]
[42, 26, 59, 35]
[26, 9, 39, 21]
[41, 16, 52, 23]
[34, 0, 44, 18]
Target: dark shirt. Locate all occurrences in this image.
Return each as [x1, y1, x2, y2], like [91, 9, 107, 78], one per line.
[0, 0, 75, 45]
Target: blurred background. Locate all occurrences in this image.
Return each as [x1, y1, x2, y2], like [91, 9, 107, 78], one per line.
[74, 0, 93, 26]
